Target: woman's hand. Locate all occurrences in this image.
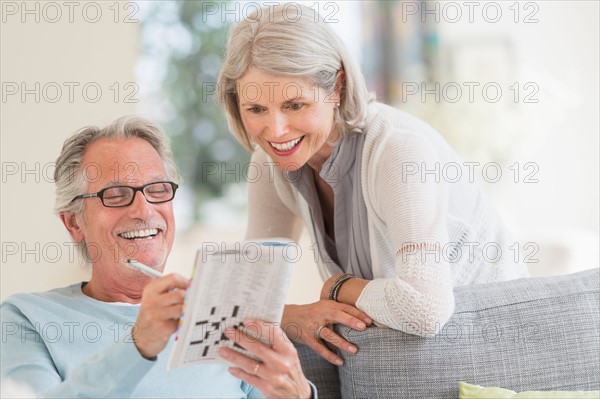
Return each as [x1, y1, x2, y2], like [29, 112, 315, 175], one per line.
[219, 321, 312, 399]
[281, 301, 372, 365]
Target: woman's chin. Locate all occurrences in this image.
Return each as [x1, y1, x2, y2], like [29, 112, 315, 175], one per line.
[278, 161, 304, 173]
[267, 152, 305, 172]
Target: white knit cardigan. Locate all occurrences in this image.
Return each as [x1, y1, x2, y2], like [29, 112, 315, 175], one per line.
[246, 102, 529, 335]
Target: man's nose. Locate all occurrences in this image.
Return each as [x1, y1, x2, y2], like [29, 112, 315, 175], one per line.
[127, 191, 153, 219]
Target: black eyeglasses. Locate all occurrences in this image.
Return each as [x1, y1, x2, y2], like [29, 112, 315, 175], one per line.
[71, 181, 179, 208]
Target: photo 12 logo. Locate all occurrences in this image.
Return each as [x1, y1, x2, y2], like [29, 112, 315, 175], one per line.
[1, 1, 140, 24]
[200, 241, 302, 264]
[400, 1, 540, 24]
[1, 82, 139, 104]
[401, 81, 540, 104]
[198, 1, 340, 24]
[2, 321, 136, 344]
[1, 161, 149, 184]
[1, 240, 141, 264]
[401, 161, 540, 184]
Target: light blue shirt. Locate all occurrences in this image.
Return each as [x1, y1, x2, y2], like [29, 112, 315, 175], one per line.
[1, 283, 263, 398]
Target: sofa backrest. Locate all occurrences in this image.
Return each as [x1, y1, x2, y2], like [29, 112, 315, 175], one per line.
[296, 343, 341, 398]
[298, 268, 600, 399]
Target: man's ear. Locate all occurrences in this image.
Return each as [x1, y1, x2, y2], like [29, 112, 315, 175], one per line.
[60, 212, 84, 243]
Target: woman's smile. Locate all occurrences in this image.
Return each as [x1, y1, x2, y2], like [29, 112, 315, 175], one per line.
[269, 136, 305, 155]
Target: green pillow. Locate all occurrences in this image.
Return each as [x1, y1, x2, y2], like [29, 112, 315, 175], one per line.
[459, 382, 600, 399]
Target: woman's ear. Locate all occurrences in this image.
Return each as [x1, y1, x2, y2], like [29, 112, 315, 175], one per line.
[334, 68, 346, 104]
[60, 212, 85, 243]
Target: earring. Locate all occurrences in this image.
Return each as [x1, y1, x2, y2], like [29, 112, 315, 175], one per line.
[336, 102, 340, 107]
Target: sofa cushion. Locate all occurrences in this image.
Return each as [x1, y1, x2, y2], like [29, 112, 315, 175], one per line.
[296, 343, 341, 399]
[337, 268, 600, 399]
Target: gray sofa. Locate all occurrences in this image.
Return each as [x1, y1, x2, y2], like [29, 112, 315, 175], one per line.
[297, 268, 600, 398]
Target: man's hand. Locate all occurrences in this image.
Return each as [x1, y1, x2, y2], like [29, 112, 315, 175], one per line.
[219, 321, 312, 399]
[132, 274, 189, 359]
[281, 301, 372, 365]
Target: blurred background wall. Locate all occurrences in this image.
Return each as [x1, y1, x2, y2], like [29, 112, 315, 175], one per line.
[1, 1, 140, 298]
[1, 1, 598, 302]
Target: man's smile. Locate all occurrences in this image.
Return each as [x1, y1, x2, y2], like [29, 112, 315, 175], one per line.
[118, 228, 160, 240]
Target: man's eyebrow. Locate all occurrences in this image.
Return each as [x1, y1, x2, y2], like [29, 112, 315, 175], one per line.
[100, 177, 167, 189]
[102, 180, 122, 188]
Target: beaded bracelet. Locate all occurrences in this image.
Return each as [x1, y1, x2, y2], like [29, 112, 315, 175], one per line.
[328, 273, 354, 302]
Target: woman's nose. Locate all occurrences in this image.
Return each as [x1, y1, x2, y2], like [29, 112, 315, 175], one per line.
[267, 112, 290, 139]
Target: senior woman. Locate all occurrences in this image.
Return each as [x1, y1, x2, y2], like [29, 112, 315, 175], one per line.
[217, 4, 529, 366]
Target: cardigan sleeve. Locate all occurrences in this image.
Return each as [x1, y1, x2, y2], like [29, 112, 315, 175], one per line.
[245, 149, 305, 241]
[355, 131, 455, 336]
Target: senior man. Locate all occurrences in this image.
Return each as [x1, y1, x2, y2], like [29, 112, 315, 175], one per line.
[0, 116, 314, 398]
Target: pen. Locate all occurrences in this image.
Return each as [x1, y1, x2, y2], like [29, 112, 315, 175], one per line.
[125, 259, 164, 279]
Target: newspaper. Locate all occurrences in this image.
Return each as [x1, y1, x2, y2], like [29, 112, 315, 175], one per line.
[167, 239, 296, 369]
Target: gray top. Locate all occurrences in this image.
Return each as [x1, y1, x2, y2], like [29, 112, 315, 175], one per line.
[287, 132, 373, 280]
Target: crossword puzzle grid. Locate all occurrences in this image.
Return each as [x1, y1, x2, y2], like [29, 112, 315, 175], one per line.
[184, 305, 244, 361]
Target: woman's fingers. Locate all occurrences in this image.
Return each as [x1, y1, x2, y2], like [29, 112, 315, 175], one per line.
[327, 302, 372, 327]
[284, 301, 370, 332]
[317, 325, 358, 355]
[281, 301, 373, 365]
[306, 334, 345, 365]
[305, 324, 357, 365]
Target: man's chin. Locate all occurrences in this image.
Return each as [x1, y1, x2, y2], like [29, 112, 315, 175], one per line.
[130, 257, 166, 272]
[117, 241, 168, 267]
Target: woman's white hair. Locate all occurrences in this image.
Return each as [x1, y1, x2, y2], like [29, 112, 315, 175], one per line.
[217, 3, 375, 151]
[53, 116, 181, 265]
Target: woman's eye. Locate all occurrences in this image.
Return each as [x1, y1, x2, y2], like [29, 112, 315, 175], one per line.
[247, 106, 263, 114]
[288, 103, 303, 111]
